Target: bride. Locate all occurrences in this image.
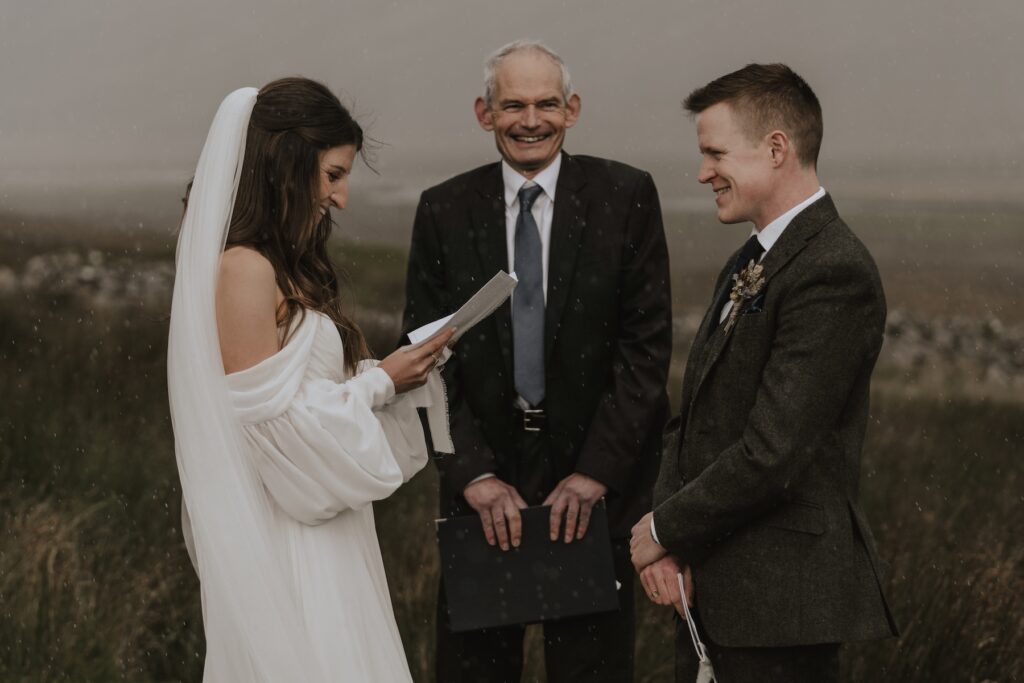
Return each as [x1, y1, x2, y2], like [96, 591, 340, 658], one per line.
[168, 78, 453, 681]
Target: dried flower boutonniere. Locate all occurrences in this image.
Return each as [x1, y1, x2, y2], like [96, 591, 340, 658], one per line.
[724, 259, 766, 333]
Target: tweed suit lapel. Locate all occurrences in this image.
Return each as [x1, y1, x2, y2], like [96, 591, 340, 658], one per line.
[690, 194, 839, 403]
[677, 261, 733, 415]
[544, 152, 587, 361]
[757, 194, 837, 288]
[471, 163, 515, 383]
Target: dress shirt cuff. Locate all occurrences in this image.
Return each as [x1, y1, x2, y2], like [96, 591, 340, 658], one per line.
[466, 473, 496, 488]
[650, 517, 662, 546]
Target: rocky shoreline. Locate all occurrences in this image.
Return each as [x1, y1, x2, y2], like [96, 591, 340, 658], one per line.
[4, 249, 1022, 393]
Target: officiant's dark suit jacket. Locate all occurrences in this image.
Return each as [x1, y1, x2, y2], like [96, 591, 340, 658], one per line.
[653, 195, 900, 648]
[402, 152, 672, 537]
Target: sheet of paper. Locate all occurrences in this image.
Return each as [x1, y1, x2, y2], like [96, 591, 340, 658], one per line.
[408, 271, 518, 348]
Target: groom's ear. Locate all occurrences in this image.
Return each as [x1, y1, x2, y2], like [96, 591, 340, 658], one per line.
[475, 98, 495, 132]
[767, 130, 790, 168]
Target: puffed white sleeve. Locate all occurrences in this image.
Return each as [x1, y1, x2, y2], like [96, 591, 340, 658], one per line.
[224, 318, 451, 525]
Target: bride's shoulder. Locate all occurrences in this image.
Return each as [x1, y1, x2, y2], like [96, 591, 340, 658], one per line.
[217, 246, 282, 373]
[218, 246, 277, 311]
[221, 245, 273, 276]
[220, 245, 276, 288]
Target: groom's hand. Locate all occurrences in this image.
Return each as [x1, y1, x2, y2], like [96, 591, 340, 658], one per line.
[630, 511, 667, 571]
[639, 555, 694, 617]
[543, 473, 608, 543]
[463, 477, 528, 551]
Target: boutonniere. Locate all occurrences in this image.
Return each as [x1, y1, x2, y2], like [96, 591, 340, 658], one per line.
[724, 259, 766, 333]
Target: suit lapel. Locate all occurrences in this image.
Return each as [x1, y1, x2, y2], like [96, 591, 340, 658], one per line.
[545, 152, 587, 360]
[471, 164, 515, 382]
[689, 194, 838, 405]
[678, 262, 733, 414]
[756, 194, 836, 289]
[694, 262, 735, 342]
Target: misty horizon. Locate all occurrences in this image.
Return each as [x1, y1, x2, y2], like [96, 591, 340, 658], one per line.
[2, 0, 1022, 221]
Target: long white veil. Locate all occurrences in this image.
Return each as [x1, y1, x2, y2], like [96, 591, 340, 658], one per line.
[167, 87, 328, 682]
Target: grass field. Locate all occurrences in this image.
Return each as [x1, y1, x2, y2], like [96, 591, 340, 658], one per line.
[0, 211, 1021, 681]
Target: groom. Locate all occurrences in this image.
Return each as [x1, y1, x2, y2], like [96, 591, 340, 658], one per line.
[630, 64, 899, 682]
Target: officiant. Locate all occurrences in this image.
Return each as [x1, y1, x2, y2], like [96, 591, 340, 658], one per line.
[401, 40, 672, 682]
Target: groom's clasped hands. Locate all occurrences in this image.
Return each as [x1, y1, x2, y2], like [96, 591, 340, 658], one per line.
[630, 512, 694, 617]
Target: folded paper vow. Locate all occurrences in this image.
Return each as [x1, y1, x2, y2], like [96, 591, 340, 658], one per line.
[408, 271, 517, 348]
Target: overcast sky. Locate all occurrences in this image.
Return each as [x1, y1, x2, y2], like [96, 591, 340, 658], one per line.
[1, 0, 1022, 209]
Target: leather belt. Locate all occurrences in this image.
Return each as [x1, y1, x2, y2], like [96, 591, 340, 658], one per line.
[517, 408, 547, 432]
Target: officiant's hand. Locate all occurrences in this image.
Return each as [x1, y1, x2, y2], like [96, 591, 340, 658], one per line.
[630, 511, 667, 571]
[639, 555, 693, 616]
[543, 473, 608, 543]
[464, 477, 528, 551]
[379, 329, 455, 394]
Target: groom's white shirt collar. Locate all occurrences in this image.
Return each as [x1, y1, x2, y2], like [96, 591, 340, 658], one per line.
[753, 186, 826, 254]
[502, 154, 561, 207]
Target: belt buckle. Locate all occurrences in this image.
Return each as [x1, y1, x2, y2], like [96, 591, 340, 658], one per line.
[522, 408, 545, 432]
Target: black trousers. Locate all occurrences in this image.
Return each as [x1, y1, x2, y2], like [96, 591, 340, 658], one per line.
[436, 426, 636, 683]
[674, 615, 840, 683]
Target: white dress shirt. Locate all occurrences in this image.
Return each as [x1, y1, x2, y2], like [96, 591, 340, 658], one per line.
[652, 186, 826, 547]
[503, 155, 561, 301]
[467, 157, 563, 489]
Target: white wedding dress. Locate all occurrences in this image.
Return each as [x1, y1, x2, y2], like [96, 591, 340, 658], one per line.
[184, 310, 443, 682]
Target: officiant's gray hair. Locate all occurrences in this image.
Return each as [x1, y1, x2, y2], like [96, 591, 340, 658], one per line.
[483, 40, 574, 108]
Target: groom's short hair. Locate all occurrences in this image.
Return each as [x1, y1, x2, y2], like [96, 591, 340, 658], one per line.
[684, 63, 823, 168]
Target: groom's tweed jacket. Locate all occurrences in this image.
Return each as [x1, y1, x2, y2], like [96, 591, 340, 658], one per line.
[653, 195, 900, 648]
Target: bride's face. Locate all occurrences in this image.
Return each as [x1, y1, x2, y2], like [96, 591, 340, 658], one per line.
[317, 144, 357, 218]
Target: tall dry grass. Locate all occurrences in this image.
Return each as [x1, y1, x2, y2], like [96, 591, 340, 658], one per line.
[842, 394, 1024, 681]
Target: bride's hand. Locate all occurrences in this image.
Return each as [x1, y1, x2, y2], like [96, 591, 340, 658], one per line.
[379, 328, 455, 394]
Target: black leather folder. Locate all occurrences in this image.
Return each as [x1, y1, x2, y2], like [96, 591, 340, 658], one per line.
[436, 502, 620, 632]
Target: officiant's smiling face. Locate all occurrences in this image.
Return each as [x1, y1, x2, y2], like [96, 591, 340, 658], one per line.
[475, 49, 581, 179]
[317, 144, 357, 217]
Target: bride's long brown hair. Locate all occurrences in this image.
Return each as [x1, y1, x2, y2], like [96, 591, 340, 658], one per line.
[223, 77, 370, 373]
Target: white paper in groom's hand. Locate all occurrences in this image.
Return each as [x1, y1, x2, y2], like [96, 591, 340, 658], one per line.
[408, 271, 518, 348]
